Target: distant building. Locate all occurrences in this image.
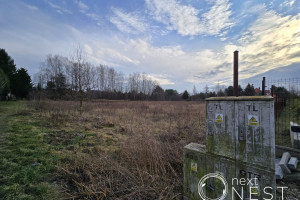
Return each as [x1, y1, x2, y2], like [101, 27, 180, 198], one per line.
[255, 88, 260, 95]
[254, 88, 271, 96]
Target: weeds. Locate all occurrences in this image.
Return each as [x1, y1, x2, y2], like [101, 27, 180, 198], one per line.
[31, 100, 206, 199]
[3, 100, 206, 199]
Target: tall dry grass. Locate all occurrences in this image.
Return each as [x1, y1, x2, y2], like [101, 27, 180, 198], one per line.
[30, 100, 206, 199]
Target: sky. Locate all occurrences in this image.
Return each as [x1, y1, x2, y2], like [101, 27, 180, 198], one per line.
[0, 0, 299, 92]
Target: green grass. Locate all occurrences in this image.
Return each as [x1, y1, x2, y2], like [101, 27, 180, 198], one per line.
[0, 101, 60, 200]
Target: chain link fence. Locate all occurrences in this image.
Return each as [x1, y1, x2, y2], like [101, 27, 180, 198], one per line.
[267, 78, 300, 148]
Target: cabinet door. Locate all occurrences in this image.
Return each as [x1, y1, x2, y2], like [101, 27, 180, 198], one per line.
[235, 101, 275, 170]
[206, 101, 235, 159]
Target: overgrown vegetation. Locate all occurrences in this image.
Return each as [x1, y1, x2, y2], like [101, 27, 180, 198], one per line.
[1, 100, 206, 199]
[32, 100, 206, 199]
[2, 97, 300, 199]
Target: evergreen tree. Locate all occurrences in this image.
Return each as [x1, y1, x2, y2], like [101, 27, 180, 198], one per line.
[0, 49, 16, 97]
[225, 86, 233, 96]
[0, 68, 9, 96]
[11, 68, 32, 99]
[244, 83, 255, 96]
[182, 90, 190, 100]
[151, 85, 165, 100]
[225, 85, 243, 96]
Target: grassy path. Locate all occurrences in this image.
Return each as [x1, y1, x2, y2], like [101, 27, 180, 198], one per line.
[0, 101, 60, 200]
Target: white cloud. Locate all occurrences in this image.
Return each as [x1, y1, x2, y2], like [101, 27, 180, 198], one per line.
[280, 0, 296, 8]
[145, 0, 233, 36]
[24, 3, 39, 11]
[115, 38, 225, 84]
[1, 0, 299, 91]
[148, 74, 175, 85]
[235, 12, 300, 80]
[84, 44, 93, 55]
[95, 48, 140, 66]
[113, 9, 300, 87]
[76, 0, 89, 13]
[47, 1, 72, 14]
[110, 8, 148, 34]
[74, 1, 102, 26]
[85, 13, 102, 26]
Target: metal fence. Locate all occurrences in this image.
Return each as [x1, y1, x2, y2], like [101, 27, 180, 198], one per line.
[267, 78, 300, 148]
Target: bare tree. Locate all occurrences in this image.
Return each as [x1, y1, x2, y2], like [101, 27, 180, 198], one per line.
[96, 65, 105, 91]
[33, 48, 162, 101]
[69, 46, 87, 114]
[115, 71, 124, 93]
[193, 85, 197, 96]
[107, 68, 116, 92]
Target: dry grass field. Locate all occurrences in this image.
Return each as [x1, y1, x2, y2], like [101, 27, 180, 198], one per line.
[1, 100, 299, 199]
[31, 100, 206, 199]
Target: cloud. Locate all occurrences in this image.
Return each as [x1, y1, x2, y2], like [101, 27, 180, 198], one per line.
[145, 0, 233, 36]
[114, 38, 225, 85]
[0, 1, 79, 75]
[109, 8, 148, 34]
[116, 8, 300, 87]
[47, 1, 72, 14]
[74, 1, 102, 26]
[75, 0, 89, 13]
[148, 74, 175, 85]
[95, 48, 140, 66]
[236, 11, 300, 80]
[192, 9, 300, 86]
[1, 0, 299, 91]
[23, 3, 39, 11]
[280, 0, 296, 8]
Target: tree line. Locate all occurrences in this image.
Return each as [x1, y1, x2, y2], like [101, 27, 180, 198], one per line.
[0, 49, 32, 100]
[1, 47, 295, 102]
[33, 51, 161, 101]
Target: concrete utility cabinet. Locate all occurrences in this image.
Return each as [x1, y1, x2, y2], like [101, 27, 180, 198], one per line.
[184, 97, 276, 200]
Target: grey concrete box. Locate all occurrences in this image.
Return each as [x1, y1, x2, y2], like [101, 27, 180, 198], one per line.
[184, 143, 207, 200]
[235, 162, 276, 200]
[184, 143, 236, 200]
[205, 153, 236, 200]
[184, 97, 276, 200]
[206, 97, 275, 170]
[184, 144, 277, 200]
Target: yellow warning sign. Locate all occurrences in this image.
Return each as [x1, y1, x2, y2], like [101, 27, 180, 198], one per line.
[248, 115, 259, 126]
[191, 162, 197, 172]
[215, 114, 223, 123]
[250, 186, 259, 195]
